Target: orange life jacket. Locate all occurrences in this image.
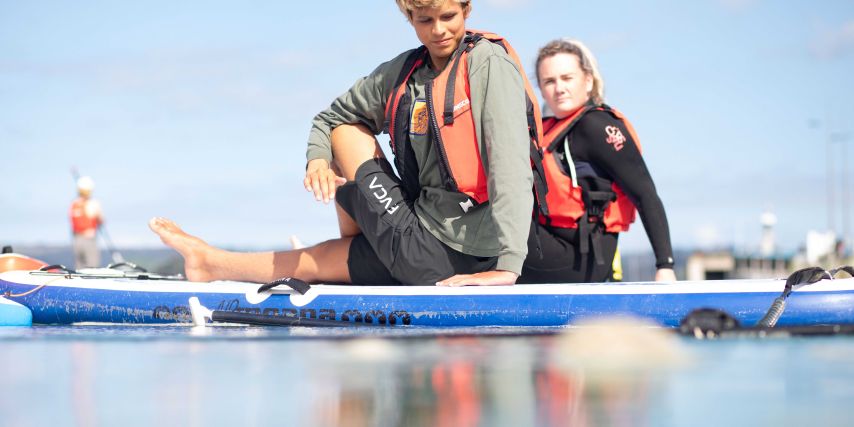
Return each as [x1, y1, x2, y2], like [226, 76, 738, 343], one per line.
[384, 30, 542, 210]
[70, 198, 100, 234]
[534, 104, 639, 232]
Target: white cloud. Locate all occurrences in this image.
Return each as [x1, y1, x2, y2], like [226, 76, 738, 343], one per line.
[810, 20, 854, 60]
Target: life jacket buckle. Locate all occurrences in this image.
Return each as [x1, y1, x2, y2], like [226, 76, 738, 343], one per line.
[443, 111, 454, 126]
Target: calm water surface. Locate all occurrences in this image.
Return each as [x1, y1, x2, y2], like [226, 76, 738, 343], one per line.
[2, 325, 853, 427]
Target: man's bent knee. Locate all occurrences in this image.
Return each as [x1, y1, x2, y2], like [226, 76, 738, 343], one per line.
[331, 124, 384, 181]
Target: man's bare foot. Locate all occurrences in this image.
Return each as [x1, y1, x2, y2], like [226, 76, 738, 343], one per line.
[148, 217, 218, 282]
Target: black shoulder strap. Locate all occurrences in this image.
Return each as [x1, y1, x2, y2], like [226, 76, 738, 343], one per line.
[383, 47, 428, 135]
[531, 144, 550, 221]
[443, 33, 479, 125]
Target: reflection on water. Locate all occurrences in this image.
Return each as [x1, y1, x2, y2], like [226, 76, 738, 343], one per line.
[2, 324, 854, 426]
[304, 335, 600, 427]
[70, 343, 98, 427]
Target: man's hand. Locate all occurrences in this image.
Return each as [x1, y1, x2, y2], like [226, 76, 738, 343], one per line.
[436, 270, 518, 287]
[304, 159, 346, 203]
[655, 268, 677, 282]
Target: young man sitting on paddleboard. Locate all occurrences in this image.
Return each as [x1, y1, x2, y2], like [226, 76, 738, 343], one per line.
[150, 0, 537, 286]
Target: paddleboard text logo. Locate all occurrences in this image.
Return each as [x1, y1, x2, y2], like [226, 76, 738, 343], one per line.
[152, 305, 191, 321]
[605, 125, 626, 151]
[152, 301, 411, 325]
[211, 299, 412, 326]
[369, 176, 400, 215]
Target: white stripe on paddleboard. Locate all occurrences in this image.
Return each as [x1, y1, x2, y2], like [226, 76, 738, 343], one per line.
[4, 271, 854, 297]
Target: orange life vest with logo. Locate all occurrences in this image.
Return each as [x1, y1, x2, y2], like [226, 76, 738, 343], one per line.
[70, 198, 100, 235]
[384, 30, 542, 210]
[535, 104, 639, 232]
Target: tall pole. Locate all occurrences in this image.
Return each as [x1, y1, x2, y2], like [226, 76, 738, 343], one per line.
[827, 126, 836, 233]
[838, 134, 850, 251]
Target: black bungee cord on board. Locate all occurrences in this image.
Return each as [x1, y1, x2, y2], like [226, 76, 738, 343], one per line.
[191, 276, 396, 328]
[679, 265, 854, 339]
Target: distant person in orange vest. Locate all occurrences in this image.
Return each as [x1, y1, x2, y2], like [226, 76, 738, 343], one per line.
[70, 176, 103, 269]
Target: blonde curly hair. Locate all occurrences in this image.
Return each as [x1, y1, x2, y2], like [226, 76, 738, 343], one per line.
[395, 0, 471, 19]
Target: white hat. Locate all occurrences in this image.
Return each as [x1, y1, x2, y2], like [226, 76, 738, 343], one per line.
[77, 176, 95, 191]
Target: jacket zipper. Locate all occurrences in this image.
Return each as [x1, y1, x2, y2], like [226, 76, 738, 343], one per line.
[425, 81, 458, 191]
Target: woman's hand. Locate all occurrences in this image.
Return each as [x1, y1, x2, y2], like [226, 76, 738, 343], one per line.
[436, 270, 518, 287]
[304, 159, 346, 203]
[655, 268, 677, 282]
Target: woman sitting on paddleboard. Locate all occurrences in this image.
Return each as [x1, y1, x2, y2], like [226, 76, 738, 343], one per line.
[521, 39, 676, 283]
[150, 0, 538, 286]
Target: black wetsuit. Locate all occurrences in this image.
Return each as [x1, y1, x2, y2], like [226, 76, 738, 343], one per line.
[519, 109, 674, 283]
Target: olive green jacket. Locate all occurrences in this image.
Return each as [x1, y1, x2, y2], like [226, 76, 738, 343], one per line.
[306, 39, 533, 274]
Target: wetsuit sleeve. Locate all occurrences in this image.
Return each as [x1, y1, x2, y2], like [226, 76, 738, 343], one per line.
[468, 42, 534, 274]
[573, 112, 674, 268]
[305, 53, 409, 163]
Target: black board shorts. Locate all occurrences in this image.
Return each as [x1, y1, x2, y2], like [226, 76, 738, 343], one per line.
[336, 158, 496, 286]
[518, 220, 617, 284]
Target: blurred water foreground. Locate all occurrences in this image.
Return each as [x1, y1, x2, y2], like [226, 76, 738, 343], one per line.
[3, 317, 854, 426]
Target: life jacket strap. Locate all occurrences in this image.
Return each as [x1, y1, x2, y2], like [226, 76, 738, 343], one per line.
[530, 143, 550, 219]
[577, 212, 606, 266]
[578, 177, 617, 266]
[384, 48, 428, 199]
[443, 34, 478, 126]
[583, 190, 616, 222]
[383, 47, 427, 137]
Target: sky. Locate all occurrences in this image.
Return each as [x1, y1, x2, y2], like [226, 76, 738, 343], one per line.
[2, 0, 853, 257]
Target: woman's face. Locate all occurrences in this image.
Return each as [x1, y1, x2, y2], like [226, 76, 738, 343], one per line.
[409, 1, 469, 70]
[538, 53, 593, 119]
